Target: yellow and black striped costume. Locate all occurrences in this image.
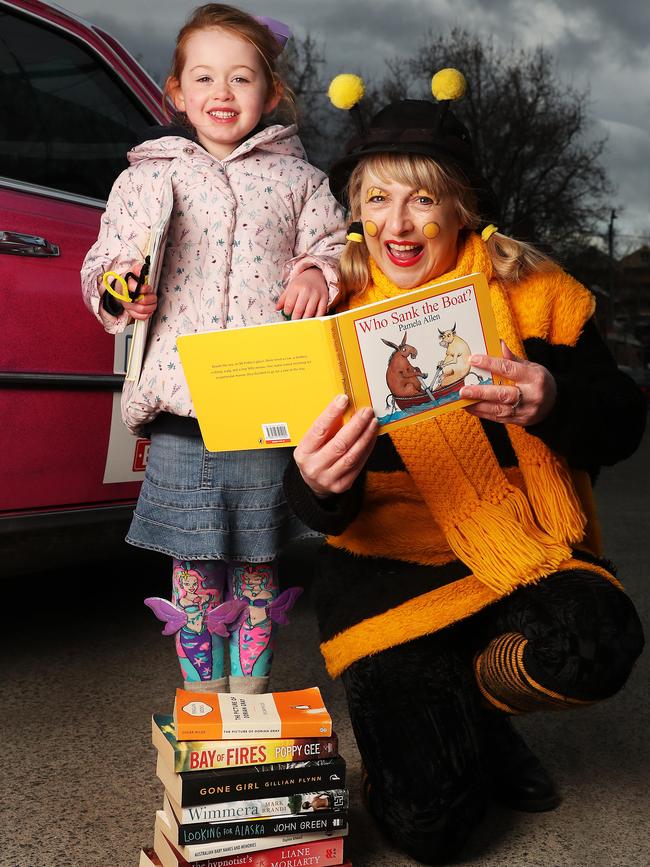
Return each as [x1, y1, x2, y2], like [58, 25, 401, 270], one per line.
[284, 231, 645, 712]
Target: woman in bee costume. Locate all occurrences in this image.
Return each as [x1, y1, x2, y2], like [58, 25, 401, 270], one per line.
[283, 69, 646, 863]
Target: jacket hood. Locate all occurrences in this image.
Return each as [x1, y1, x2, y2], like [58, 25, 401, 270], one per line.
[127, 123, 305, 166]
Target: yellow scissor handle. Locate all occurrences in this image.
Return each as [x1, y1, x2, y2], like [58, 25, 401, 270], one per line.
[101, 271, 143, 304]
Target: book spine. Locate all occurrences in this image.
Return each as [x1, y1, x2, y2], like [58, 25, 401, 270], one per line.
[177, 721, 333, 741]
[180, 789, 349, 824]
[327, 319, 355, 410]
[177, 757, 347, 806]
[162, 836, 346, 867]
[174, 735, 339, 773]
[179, 812, 348, 846]
[171, 830, 348, 863]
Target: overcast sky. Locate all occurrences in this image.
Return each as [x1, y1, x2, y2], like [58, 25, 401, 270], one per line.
[59, 0, 649, 250]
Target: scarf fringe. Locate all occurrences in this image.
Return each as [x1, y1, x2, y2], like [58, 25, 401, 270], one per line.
[516, 453, 586, 545]
[444, 488, 572, 594]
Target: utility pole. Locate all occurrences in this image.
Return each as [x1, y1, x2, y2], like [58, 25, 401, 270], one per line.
[608, 209, 617, 342]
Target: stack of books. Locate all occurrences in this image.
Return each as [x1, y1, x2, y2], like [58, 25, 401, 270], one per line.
[139, 686, 351, 867]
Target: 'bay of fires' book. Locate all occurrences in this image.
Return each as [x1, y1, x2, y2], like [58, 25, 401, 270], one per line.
[163, 794, 347, 846]
[142, 827, 347, 867]
[153, 714, 338, 773]
[156, 753, 347, 806]
[173, 686, 332, 741]
[155, 808, 349, 861]
[177, 271, 500, 451]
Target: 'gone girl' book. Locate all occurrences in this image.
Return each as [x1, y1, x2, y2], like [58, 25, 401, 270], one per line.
[177, 271, 501, 451]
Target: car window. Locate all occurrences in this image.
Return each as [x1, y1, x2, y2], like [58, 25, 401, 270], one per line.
[0, 7, 157, 200]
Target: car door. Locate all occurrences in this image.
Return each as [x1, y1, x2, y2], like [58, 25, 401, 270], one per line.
[0, 1, 164, 518]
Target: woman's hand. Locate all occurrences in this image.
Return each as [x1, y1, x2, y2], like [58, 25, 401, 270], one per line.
[277, 267, 329, 320]
[294, 395, 379, 497]
[459, 342, 557, 427]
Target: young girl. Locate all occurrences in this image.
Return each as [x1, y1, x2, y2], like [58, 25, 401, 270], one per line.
[81, 4, 345, 695]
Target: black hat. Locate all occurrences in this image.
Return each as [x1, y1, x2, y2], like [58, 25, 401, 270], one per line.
[327, 69, 499, 224]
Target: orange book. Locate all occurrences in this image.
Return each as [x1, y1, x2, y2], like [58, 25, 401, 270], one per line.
[173, 686, 332, 741]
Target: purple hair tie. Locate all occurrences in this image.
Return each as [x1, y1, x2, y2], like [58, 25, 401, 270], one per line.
[255, 15, 291, 50]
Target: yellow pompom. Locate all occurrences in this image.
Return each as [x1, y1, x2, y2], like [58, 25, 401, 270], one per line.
[431, 68, 467, 101]
[328, 74, 365, 110]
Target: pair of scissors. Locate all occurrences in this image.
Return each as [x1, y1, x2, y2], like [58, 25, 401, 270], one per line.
[102, 255, 151, 304]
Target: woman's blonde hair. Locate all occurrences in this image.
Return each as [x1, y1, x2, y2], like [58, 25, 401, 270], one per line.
[340, 153, 554, 299]
[163, 3, 295, 124]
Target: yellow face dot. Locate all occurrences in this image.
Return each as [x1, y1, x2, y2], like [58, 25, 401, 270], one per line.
[364, 220, 378, 237]
[422, 221, 440, 239]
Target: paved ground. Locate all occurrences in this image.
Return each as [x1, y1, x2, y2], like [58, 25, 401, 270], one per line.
[2, 429, 648, 867]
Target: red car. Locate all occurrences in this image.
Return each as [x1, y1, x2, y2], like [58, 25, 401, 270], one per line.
[0, 0, 165, 565]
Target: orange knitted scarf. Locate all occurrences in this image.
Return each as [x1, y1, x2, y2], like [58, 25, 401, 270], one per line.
[344, 232, 596, 594]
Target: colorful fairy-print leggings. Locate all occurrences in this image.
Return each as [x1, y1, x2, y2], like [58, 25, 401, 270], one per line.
[172, 559, 279, 683]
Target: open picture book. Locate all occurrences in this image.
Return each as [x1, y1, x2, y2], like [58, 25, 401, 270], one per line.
[177, 271, 501, 451]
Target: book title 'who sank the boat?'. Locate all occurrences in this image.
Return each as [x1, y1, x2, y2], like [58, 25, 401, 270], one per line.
[177, 271, 501, 451]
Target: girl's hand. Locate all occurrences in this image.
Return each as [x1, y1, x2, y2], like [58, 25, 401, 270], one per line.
[277, 267, 329, 320]
[459, 341, 557, 427]
[294, 395, 378, 497]
[121, 264, 158, 321]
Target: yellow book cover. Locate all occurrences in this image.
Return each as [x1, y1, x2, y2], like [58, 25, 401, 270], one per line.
[177, 271, 501, 451]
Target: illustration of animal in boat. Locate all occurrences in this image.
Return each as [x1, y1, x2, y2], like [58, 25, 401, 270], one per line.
[382, 324, 477, 412]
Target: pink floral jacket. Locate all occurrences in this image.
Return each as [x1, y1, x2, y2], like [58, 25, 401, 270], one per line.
[81, 124, 345, 433]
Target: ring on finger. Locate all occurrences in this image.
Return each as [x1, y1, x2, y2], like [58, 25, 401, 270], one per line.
[512, 387, 523, 410]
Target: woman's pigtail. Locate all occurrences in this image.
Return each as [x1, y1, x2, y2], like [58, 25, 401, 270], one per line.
[485, 231, 555, 283]
[340, 237, 371, 302]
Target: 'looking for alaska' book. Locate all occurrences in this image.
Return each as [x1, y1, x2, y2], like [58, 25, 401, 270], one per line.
[177, 271, 501, 451]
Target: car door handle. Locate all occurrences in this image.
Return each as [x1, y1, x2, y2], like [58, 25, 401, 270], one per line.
[0, 230, 60, 257]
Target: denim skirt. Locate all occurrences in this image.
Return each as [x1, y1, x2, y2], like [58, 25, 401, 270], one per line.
[126, 427, 319, 562]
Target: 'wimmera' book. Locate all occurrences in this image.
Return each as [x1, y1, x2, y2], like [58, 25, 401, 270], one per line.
[166, 797, 347, 846]
[155, 808, 348, 861]
[173, 686, 332, 741]
[153, 714, 338, 774]
[166, 786, 348, 826]
[156, 753, 347, 806]
[148, 819, 347, 867]
[177, 271, 500, 451]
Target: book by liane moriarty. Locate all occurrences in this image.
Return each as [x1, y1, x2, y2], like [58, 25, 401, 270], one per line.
[156, 752, 347, 807]
[140, 832, 349, 867]
[177, 271, 501, 451]
[173, 686, 332, 741]
[154, 808, 349, 862]
[153, 714, 339, 774]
